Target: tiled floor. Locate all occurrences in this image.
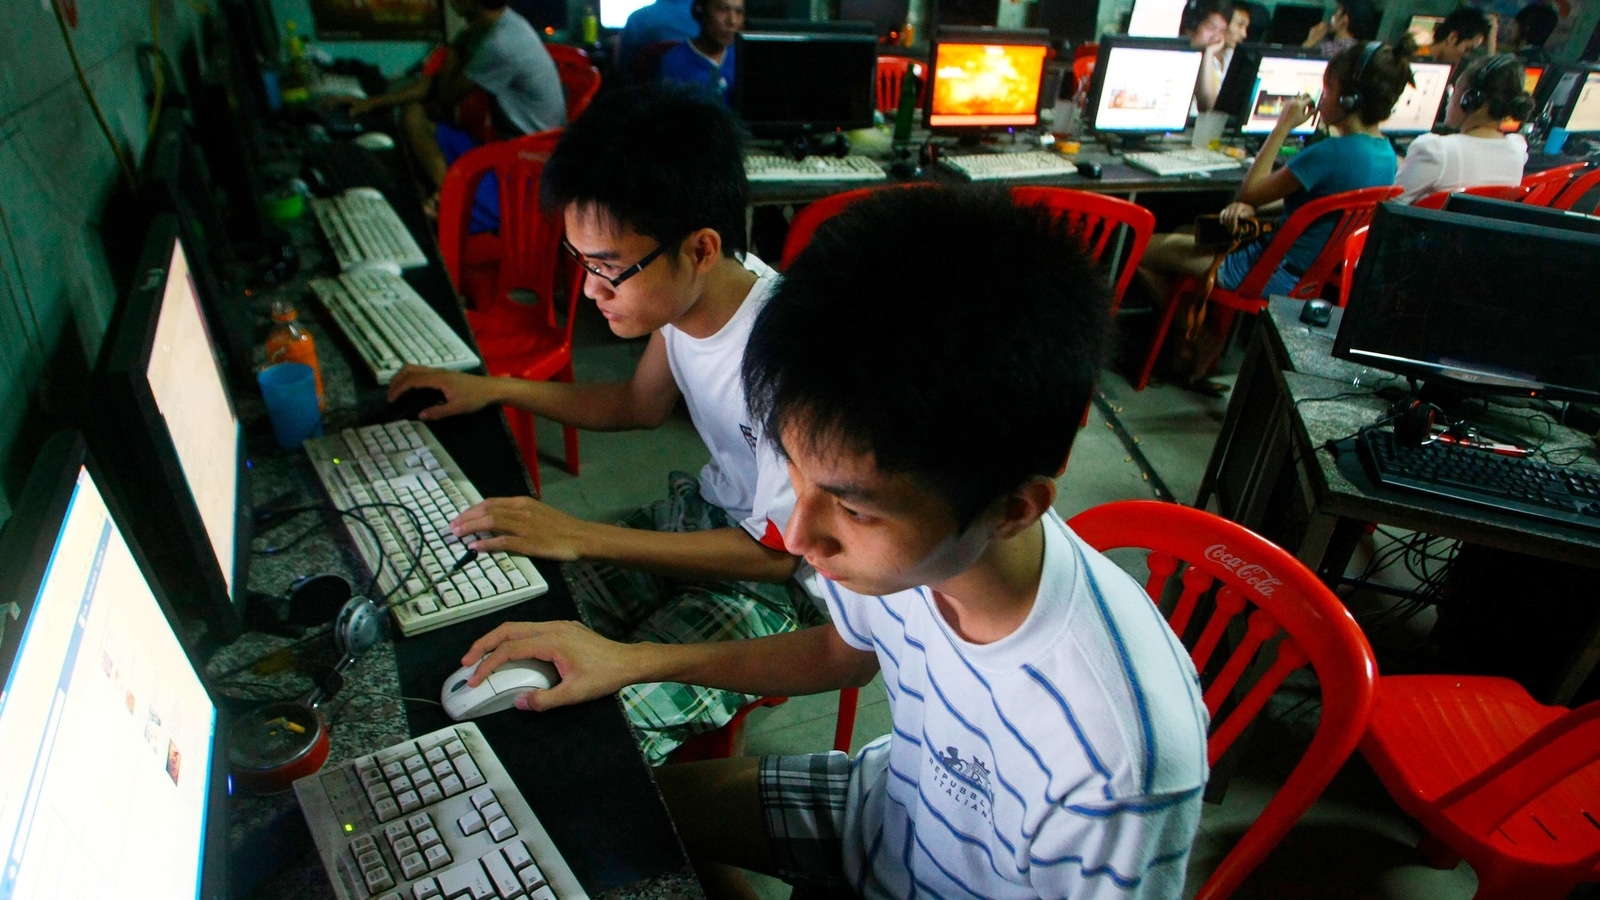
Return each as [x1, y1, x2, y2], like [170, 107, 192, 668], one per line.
[530, 302, 1495, 899]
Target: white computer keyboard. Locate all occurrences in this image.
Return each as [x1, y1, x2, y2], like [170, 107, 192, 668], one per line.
[295, 722, 588, 900]
[311, 71, 368, 100]
[1120, 147, 1243, 177]
[312, 187, 430, 272]
[744, 154, 887, 183]
[940, 151, 1079, 181]
[304, 419, 549, 636]
[309, 271, 482, 385]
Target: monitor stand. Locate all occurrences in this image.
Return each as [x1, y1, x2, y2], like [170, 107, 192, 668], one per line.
[784, 132, 851, 160]
[1103, 132, 1166, 153]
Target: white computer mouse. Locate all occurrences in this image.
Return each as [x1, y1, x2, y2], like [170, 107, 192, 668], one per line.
[353, 131, 395, 151]
[441, 657, 560, 721]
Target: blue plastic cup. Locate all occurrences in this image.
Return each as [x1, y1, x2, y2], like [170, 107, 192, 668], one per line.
[258, 362, 323, 449]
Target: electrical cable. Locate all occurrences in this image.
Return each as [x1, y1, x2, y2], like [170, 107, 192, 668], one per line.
[252, 501, 428, 606]
[51, 0, 138, 191]
[146, 0, 164, 146]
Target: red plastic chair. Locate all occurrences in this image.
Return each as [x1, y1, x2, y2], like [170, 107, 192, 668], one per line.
[1336, 224, 1366, 306]
[632, 39, 678, 83]
[1360, 676, 1600, 899]
[1010, 186, 1157, 313]
[1412, 183, 1534, 210]
[1067, 500, 1378, 900]
[1134, 184, 1402, 391]
[545, 43, 602, 120]
[875, 54, 925, 115]
[1550, 165, 1600, 211]
[439, 130, 582, 493]
[1521, 161, 1590, 206]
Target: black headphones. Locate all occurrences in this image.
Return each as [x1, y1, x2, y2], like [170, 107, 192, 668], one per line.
[1338, 40, 1384, 113]
[1458, 54, 1514, 113]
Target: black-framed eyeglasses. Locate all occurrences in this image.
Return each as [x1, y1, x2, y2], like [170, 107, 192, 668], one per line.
[561, 237, 670, 288]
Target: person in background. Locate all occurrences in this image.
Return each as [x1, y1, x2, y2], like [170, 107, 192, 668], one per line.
[658, 0, 745, 105]
[1197, 2, 1251, 112]
[1504, 2, 1560, 64]
[617, 0, 699, 80]
[1302, 0, 1378, 58]
[1429, 7, 1494, 67]
[1396, 54, 1532, 204]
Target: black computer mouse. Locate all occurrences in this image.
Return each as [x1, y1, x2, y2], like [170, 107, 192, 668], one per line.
[1076, 161, 1103, 180]
[389, 387, 448, 420]
[1299, 299, 1334, 327]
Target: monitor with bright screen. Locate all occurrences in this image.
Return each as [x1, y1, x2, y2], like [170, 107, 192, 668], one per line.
[1407, 14, 1443, 48]
[599, 0, 653, 29]
[1087, 39, 1204, 133]
[1333, 203, 1600, 403]
[0, 453, 220, 898]
[1382, 61, 1452, 134]
[1241, 53, 1326, 134]
[927, 37, 1050, 127]
[1127, 0, 1185, 37]
[734, 33, 879, 134]
[1525, 65, 1545, 94]
[1563, 71, 1600, 132]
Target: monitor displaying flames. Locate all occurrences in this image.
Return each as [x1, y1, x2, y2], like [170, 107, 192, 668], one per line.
[929, 43, 1048, 126]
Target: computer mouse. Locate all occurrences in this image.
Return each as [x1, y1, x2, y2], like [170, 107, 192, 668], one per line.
[1076, 161, 1103, 180]
[441, 657, 560, 721]
[1299, 298, 1334, 327]
[388, 386, 448, 420]
[354, 131, 395, 151]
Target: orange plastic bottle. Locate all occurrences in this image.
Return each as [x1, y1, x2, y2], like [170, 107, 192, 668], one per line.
[265, 299, 325, 409]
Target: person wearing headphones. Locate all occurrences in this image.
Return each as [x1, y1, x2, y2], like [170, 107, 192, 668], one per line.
[1302, 0, 1379, 58]
[1397, 54, 1532, 204]
[658, 0, 745, 105]
[1139, 38, 1415, 387]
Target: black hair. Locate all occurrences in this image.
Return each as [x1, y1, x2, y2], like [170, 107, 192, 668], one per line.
[541, 84, 749, 256]
[1515, 3, 1559, 48]
[742, 187, 1113, 526]
[1329, 36, 1419, 126]
[1337, 0, 1380, 40]
[1434, 7, 1490, 44]
[1459, 54, 1536, 120]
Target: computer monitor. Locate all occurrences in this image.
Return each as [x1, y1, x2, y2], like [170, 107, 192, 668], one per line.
[1524, 65, 1546, 95]
[1082, 36, 1204, 136]
[1381, 60, 1452, 135]
[89, 215, 250, 642]
[1237, 48, 1326, 134]
[1126, 0, 1186, 38]
[0, 432, 230, 899]
[1443, 192, 1600, 235]
[932, 0, 1002, 30]
[839, 0, 912, 41]
[1554, 69, 1600, 134]
[1333, 202, 1600, 404]
[1264, 4, 1324, 46]
[925, 27, 1051, 132]
[733, 32, 879, 136]
[1407, 14, 1443, 48]
[599, 0, 653, 29]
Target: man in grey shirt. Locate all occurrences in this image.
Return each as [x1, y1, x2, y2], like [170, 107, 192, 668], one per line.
[345, 0, 566, 221]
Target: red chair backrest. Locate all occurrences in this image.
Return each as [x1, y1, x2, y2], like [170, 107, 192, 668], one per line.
[1412, 183, 1533, 210]
[779, 185, 916, 269]
[1231, 184, 1401, 301]
[1550, 164, 1600, 211]
[1009, 187, 1156, 313]
[1336, 224, 1366, 306]
[875, 55, 924, 115]
[1067, 500, 1377, 900]
[546, 43, 602, 120]
[439, 129, 574, 327]
[1521, 161, 1590, 206]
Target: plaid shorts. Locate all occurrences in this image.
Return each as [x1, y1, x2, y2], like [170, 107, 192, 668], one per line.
[563, 472, 823, 765]
[760, 751, 854, 895]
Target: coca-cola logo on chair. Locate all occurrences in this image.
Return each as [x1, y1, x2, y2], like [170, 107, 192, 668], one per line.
[1204, 544, 1282, 597]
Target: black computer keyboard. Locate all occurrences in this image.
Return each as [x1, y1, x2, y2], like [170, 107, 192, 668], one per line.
[1358, 429, 1600, 531]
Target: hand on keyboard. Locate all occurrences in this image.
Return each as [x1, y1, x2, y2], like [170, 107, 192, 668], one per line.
[387, 365, 498, 420]
[450, 496, 588, 563]
[461, 619, 634, 713]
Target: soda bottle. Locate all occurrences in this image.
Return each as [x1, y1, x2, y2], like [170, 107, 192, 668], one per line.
[265, 299, 325, 409]
[581, 6, 599, 46]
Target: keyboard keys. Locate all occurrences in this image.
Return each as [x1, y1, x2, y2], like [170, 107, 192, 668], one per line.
[940, 151, 1079, 181]
[313, 187, 429, 271]
[308, 272, 480, 385]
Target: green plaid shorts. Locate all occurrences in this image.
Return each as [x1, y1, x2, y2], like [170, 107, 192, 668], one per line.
[563, 471, 822, 765]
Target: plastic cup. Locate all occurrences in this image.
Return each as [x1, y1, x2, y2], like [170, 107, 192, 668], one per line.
[1192, 110, 1229, 150]
[258, 362, 324, 449]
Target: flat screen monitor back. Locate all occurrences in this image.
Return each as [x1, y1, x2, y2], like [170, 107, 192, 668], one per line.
[933, 0, 1001, 30]
[839, 0, 912, 39]
[90, 216, 250, 642]
[1264, 5, 1324, 46]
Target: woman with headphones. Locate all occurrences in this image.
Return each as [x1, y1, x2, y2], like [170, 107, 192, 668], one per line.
[1141, 38, 1418, 314]
[1395, 54, 1533, 204]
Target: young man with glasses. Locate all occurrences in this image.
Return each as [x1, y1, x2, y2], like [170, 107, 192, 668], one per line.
[387, 86, 814, 765]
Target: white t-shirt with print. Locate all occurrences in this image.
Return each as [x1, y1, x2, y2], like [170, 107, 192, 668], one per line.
[826, 511, 1209, 900]
[1396, 132, 1529, 205]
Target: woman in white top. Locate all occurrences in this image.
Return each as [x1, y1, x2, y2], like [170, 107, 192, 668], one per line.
[1396, 54, 1533, 204]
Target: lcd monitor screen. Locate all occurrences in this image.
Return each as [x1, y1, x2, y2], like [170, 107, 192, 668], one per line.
[1564, 71, 1600, 132]
[1382, 60, 1452, 134]
[734, 33, 879, 133]
[928, 39, 1050, 127]
[599, 0, 653, 29]
[1127, 0, 1186, 37]
[1241, 53, 1326, 134]
[1087, 40, 1204, 133]
[1408, 14, 1443, 48]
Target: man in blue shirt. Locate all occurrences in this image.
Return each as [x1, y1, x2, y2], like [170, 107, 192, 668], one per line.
[658, 0, 744, 105]
[618, 0, 699, 78]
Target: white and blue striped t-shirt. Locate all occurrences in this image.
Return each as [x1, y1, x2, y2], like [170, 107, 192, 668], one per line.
[827, 510, 1209, 900]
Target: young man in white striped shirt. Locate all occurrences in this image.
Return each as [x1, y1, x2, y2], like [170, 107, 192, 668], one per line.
[460, 186, 1210, 898]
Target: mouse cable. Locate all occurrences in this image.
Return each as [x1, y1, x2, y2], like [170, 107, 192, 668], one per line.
[52, 0, 137, 191]
[251, 501, 427, 605]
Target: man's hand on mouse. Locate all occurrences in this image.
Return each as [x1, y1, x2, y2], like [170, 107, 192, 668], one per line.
[386, 366, 497, 420]
[450, 496, 590, 561]
[463, 620, 634, 711]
